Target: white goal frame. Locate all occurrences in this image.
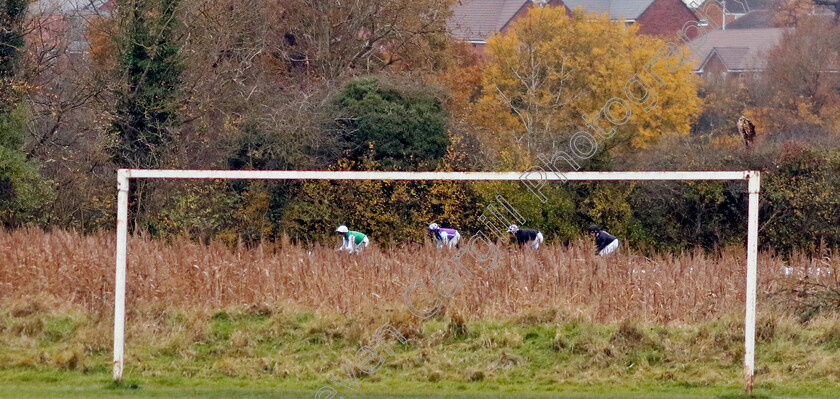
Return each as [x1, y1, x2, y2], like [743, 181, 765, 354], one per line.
[112, 169, 761, 393]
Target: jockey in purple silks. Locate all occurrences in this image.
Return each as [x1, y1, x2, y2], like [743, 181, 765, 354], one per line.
[428, 223, 460, 249]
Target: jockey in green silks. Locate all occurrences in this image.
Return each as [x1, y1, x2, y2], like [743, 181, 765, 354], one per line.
[335, 225, 369, 254]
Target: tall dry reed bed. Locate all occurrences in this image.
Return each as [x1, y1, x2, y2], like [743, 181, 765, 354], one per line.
[0, 228, 822, 323]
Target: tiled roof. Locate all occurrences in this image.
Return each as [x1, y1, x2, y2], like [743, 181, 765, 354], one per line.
[690, 0, 758, 14]
[561, 0, 655, 20]
[706, 47, 749, 69]
[689, 28, 788, 72]
[726, 9, 775, 29]
[449, 0, 663, 42]
[449, 0, 530, 42]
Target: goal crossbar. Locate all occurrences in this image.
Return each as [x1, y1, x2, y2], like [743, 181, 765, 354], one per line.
[112, 169, 761, 393]
[125, 169, 752, 181]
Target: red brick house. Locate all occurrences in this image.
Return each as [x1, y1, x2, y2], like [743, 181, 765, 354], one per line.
[558, 0, 701, 38]
[449, 0, 700, 46]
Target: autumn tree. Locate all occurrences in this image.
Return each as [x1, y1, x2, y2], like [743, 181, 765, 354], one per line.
[758, 16, 840, 134]
[281, 77, 479, 244]
[475, 5, 701, 165]
[773, 0, 817, 26]
[169, 0, 456, 172]
[0, 0, 27, 116]
[140, 0, 458, 240]
[18, 2, 120, 231]
[276, 0, 454, 80]
[0, 0, 53, 225]
[109, 0, 183, 169]
[762, 146, 840, 255]
[99, 0, 184, 233]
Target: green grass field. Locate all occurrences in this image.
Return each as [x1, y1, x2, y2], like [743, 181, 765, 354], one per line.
[1, 374, 839, 399]
[2, 304, 839, 398]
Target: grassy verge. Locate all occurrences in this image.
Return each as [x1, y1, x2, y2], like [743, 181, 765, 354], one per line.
[0, 368, 838, 399]
[1, 302, 839, 397]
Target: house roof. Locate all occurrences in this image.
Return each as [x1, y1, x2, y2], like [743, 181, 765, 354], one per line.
[704, 47, 749, 70]
[30, 0, 112, 15]
[690, 28, 788, 72]
[561, 0, 655, 20]
[689, 0, 762, 14]
[449, 0, 664, 42]
[726, 9, 775, 29]
[449, 0, 530, 42]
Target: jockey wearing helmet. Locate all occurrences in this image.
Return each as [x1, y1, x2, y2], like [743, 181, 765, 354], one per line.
[507, 224, 544, 249]
[428, 223, 460, 249]
[335, 225, 369, 254]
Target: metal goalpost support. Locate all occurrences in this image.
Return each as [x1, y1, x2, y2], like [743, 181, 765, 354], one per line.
[112, 169, 760, 392]
[745, 170, 761, 393]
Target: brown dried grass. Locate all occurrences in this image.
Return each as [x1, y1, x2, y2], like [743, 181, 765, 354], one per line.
[0, 228, 814, 323]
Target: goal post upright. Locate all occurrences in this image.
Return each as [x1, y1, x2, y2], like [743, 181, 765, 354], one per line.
[111, 169, 761, 392]
[745, 171, 761, 393]
[113, 169, 130, 381]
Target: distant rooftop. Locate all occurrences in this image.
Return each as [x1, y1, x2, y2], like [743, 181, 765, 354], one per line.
[688, 28, 788, 72]
[687, 0, 767, 13]
[449, 0, 664, 43]
[449, 0, 530, 42]
[30, 0, 112, 15]
[726, 9, 775, 29]
[561, 0, 657, 20]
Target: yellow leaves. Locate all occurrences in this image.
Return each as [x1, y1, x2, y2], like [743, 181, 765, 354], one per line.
[795, 101, 822, 125]
[585, 182, 635, 237]
[632, 127, 658, 150]
[475, 4, 701, 160]
[819, 104, 840, 133]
